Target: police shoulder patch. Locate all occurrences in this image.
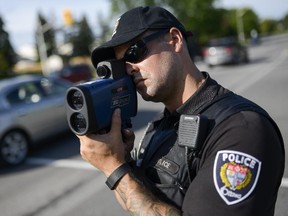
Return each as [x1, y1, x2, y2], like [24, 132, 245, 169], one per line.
[213, 150, 261, 205]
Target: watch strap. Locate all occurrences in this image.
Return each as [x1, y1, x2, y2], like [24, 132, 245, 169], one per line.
[105, 163, 130, 190]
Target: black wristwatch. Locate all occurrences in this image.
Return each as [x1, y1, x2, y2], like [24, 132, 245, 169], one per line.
[105, 163, 130, 190]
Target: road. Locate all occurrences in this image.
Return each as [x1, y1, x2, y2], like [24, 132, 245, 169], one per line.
[0, 33, 287, 216]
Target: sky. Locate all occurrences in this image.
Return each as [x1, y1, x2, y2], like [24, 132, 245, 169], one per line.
[0, 0, 287, 58]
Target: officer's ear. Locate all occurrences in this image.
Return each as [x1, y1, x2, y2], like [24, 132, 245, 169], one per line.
[167, 27, 184, 53]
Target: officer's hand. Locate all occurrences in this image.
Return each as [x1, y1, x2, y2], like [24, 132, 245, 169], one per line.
[122, 127, 135, 161]
[78, 108, 128, 176]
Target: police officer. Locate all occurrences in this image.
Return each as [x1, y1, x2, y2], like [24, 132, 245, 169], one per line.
[78, 6, 285, 215]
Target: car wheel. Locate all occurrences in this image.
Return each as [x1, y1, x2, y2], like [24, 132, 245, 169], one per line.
[0, 130, 29, 165]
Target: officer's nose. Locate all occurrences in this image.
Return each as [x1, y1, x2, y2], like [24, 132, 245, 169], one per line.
[126, 62, 139, 76]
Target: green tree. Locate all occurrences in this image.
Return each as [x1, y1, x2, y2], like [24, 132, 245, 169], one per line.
[0, 15, 17, 77]
[224, 8, 259, 43]
[259, 19, 278, 34]
[239, 8, 259, 41]
[110, 0, 220, 44]
[109, 0, 223, 57]
[69, 16, 94, 57]
[280, 13, 288, 30]
[106, 0, 265, 58]
[219, 9, 238, 37]
[35, 13, 57, 61]
[92, 13, 113, 48]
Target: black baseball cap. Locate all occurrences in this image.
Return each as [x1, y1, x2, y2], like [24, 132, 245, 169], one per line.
[91, 6, 188, 68]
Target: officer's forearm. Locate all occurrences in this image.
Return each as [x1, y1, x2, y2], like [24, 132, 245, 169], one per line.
[115, 173, 181, 216]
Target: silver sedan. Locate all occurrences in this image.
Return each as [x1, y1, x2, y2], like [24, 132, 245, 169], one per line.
[203, 37, 249, 67]
[0, 75, 72, 166]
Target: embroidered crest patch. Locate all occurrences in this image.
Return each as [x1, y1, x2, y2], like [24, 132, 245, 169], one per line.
[213, 150, 261, 205]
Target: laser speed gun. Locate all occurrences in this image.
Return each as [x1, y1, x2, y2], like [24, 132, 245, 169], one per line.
[65, 59, 137, 135]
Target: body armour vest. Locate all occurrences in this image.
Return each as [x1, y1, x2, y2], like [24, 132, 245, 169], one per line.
[132, 90, 284, 209]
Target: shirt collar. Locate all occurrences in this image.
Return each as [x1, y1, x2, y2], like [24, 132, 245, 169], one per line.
[175, 72, 224, 115]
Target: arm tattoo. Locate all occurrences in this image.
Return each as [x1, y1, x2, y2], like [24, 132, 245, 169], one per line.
[116, 173, 181, 216]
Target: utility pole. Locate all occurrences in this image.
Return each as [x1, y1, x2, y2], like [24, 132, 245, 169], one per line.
[236, 9, 246, 44]
[36, 10, 74, 76]
[36, 19, 51, 76]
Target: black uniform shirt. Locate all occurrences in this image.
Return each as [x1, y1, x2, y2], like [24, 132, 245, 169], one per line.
[182, 110, 284, 215]
[137, 72, 284, 215]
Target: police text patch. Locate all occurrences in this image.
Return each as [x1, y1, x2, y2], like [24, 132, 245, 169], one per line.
[156, 157, 179, 175]
[213, 150, 261, 205]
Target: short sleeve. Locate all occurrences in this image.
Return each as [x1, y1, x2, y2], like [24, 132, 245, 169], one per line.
[182, 111, 284, 216]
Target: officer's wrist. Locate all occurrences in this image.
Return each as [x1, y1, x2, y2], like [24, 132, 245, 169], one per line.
[105, 163, 131, 190]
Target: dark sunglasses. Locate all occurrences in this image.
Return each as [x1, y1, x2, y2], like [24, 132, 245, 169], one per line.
[123, 30, 168, 63]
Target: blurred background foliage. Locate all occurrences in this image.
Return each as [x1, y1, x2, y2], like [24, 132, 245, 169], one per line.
[0, 16, 17, 78]
[0, 0, 288, 77]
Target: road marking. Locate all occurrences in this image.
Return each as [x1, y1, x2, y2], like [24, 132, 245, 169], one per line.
[26, 157, 96, 170]
[27, 157, 288, 188]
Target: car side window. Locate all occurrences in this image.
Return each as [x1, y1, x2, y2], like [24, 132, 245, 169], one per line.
[6, 82, 43, 106]
[40, 78, 67, 97]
